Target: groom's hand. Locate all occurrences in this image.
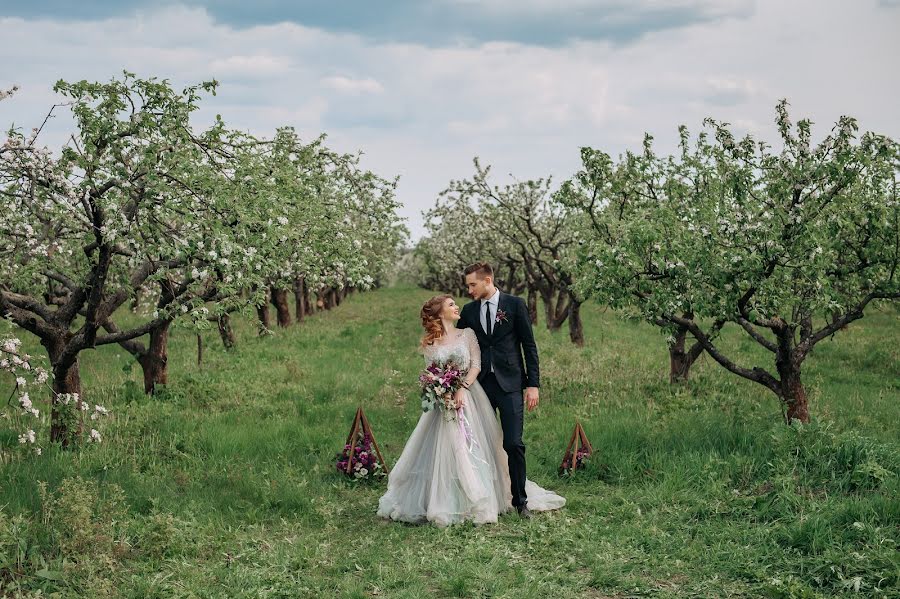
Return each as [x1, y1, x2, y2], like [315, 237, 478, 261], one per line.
[525, 387, 539, 411]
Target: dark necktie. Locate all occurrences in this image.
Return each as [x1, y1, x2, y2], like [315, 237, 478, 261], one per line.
[484, 301, 492, 336]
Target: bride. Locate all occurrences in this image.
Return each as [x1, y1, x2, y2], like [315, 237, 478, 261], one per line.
[377, 294, 565, 527]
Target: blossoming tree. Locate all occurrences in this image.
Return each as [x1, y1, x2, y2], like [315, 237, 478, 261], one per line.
[231, 128, 405, 333]
[422, 160, 584, 343]
[0, 74, 278, 434]
[2, 74, 407, 412]
[559, 102, 899, 421]
[448, 160, 585, 344]
[415, 185, 534, 312]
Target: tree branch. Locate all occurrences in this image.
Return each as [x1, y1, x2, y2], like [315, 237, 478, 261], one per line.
[93, 315, 172, 347]
[663, 312, 781, 394]
[42, 270, 79, 292]
[797, 290, 900, 355]
[0, 289, 55, 322]
[735, 316, 778, 352]
[0, 298, 57, 341]
[98, 318, 147, 357]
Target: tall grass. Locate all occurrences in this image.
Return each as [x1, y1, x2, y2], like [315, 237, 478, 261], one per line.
[1, 287, 897, 597]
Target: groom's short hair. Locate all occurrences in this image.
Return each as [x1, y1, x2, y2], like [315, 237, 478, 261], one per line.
[464, 262, 493, 279]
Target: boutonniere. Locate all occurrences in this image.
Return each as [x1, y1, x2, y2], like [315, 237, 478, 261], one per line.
[495, 308, 509, 325]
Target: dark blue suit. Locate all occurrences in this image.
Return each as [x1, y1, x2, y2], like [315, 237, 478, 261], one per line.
[459, 291, 539, 508]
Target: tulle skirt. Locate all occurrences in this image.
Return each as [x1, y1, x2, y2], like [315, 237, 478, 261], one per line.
[377, 381, 565, 527]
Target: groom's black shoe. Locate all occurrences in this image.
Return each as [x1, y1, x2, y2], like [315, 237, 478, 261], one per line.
[516, 505, 533, 519]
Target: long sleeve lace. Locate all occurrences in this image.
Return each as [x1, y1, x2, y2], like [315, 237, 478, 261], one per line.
[464, 328, 481, 371]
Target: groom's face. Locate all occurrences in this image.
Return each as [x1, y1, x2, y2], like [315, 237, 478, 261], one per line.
[465, 273, 492, 300]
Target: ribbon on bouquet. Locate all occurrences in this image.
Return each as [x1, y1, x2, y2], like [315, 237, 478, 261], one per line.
[457, 405, 489, 466]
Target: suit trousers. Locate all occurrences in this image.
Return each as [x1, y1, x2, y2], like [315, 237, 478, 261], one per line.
[479, 372, 527, 508]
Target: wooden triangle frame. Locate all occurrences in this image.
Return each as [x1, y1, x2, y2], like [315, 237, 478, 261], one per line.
[560, 421, 593, 474]
[343, 406, 390, 476]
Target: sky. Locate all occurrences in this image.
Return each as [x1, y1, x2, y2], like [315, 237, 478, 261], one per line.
[2, 0, 898, 242]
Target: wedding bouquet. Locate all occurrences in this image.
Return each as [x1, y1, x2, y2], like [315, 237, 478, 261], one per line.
[419, 359, 468, 422]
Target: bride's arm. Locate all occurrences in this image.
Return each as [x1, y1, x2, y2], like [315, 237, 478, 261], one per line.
[461, 328, 481, 389]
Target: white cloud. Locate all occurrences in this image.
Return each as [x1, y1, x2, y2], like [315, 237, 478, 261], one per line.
[1, 0, 897, 241]
[210, 55, 292, 77]
[321, 75, 385, 95]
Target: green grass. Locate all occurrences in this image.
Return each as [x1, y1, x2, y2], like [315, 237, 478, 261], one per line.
[1, 287, 898, 598]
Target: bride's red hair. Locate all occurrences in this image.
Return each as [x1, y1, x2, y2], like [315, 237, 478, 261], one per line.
[420, 294, 452, 348]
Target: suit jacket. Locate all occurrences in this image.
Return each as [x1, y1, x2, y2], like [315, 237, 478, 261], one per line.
[459, 291, 539, 393]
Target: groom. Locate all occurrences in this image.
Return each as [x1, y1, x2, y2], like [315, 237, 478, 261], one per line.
[459, 262, 539, 518]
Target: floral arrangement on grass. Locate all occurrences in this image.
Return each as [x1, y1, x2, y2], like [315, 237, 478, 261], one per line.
[559, 446, 591, 476]
[335, 432, 386, 481]
[419, 359, 467, 422]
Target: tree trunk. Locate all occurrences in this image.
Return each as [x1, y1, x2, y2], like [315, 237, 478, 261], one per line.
[669, 327, 691, 383]
[665, 313, 713, 383]
[43, 336, 82, 447]
[256, 288, 272, 333]
[544, 288, 570, 332]
[218, 314, 236, 349]
[271, 288, 292, 327]
[777, 358, 810, 424]
[325, 288, 337, 310]
[137, 319, 171, 394]
[669, 325, 705, 383]
[541, 290, 559, 331]
[305, 288, 315, 315]
[782, 373, 810, 423]
[527, 289, 538, 326]
[775, 326, 810, 424]
[293, 277, 307, 323]
[568, 300, 584, 346]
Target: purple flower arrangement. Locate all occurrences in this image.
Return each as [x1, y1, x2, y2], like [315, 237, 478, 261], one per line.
[419, 359, 467, 422]
[335, 432, 386, 480]
[559, 446, 591, 476]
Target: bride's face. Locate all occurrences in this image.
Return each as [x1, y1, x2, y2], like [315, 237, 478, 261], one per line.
[440, 298, 461, 321]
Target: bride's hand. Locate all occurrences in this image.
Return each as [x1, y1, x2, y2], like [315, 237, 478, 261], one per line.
[453, 388, 467, 409]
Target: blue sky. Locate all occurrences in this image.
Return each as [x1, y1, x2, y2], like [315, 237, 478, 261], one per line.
[2, 1, 898, 240]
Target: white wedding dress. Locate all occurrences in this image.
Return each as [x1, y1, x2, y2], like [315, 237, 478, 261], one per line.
[377, 328, 565, 527]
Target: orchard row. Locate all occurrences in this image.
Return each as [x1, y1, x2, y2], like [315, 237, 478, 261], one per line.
[412, 101, 899, 423]
[1, 74, 407, 448]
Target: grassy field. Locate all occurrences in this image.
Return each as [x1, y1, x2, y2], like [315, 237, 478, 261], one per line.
[1, 286, 898, 598]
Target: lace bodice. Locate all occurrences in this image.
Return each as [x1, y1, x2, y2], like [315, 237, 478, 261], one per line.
[423, 328, 481, 371]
